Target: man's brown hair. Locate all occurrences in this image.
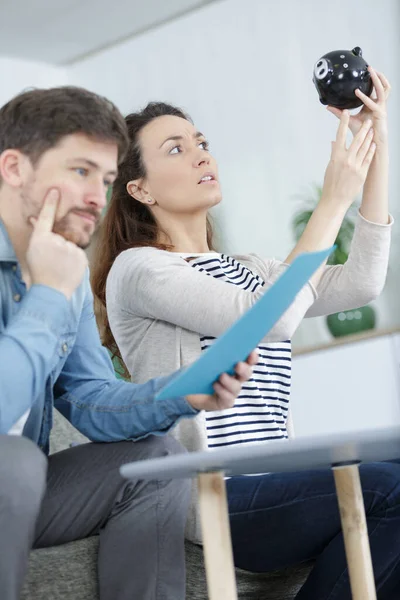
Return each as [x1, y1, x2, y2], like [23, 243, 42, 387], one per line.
[0, 86, 129, 167]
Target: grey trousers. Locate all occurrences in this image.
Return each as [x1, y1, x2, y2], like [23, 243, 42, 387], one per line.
[0, 433, 191, 600]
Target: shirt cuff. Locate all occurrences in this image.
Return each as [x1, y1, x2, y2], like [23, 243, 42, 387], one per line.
[358, 209, 394, 228]
[163, 394, 200, 419]
[153, 370, 199, 417]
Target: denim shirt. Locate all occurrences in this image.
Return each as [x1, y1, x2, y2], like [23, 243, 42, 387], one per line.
[0, 220, 196, 452]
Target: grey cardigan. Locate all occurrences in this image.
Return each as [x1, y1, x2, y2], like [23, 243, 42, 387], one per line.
[106, 212, 392, 542]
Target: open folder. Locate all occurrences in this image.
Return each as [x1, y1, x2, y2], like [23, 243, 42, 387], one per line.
[156, 247, 333, 399]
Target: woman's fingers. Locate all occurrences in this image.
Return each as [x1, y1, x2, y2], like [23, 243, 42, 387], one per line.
[334, 110, 350, 150]
[355, 67, 388, 113]
[369, 66, 385, 102]
[361, 141, 377, 171]
[369, 66, 389, 103]
[326, 105, 343, 120]
[347, 118, 373, 159]
[354, 87, 379, 111]
[355, 128, 375, 168]
[373, 69, 391, 99]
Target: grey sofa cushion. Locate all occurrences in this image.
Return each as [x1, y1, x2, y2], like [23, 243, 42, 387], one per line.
[49, 410, 89, 454]
[23, 538, 99, 600]
[24, 535, 311, 600]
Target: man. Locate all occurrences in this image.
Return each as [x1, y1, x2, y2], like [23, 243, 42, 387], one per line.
[0, 86, 256, 600]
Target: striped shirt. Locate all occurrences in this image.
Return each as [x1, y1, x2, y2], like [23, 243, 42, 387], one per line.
[183, 253, 291, 450]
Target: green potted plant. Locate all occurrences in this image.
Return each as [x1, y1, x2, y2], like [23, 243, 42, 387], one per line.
[291, 184, 376, 338]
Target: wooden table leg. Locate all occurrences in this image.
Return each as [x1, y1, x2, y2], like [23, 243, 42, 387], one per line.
[332, 464, 377, 600]
[198, 472, 238, 600]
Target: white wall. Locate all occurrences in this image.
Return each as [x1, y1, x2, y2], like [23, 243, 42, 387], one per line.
[0, 57, 67, 107]
[67, 0, 400, 348]
[292, 333, 400, 437]
[1, 0, 396, 349]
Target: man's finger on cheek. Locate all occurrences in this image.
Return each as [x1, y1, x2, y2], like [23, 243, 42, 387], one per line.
[35, 188, 60, 233]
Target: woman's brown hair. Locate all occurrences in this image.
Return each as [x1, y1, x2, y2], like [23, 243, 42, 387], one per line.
[91, 102, 216, 377]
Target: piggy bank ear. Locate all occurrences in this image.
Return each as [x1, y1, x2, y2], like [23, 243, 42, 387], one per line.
[352, 46, 362, 56]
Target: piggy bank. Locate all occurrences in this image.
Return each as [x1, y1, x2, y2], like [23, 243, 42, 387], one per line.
[313, 46, 373, 109]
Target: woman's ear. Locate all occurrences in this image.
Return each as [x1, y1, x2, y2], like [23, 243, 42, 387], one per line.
[126, 179, 155, 205]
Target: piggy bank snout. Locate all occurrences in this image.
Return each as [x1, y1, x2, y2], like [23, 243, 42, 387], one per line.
[314, 58, 330, 80]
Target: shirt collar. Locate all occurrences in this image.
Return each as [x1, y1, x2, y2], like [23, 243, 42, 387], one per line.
[0, 219, 18, 263]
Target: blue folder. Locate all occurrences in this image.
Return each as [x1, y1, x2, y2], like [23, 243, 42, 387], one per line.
[156, 247, 333, 399]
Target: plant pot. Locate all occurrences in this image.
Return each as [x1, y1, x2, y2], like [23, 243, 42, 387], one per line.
[326, 305, 376, 338]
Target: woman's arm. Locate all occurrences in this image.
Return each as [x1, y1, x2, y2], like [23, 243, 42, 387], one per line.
[305, 212, 392, 318]
[107, 246, 315, 342]
[305, 67, 392, 317]
[328, 67, 390, 226]
[284, 113, 376, 288]
[356, 69, 390, 225]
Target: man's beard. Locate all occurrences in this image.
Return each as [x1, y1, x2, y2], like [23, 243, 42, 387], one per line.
[53, 210, 100, 249]
[22, 183, 100, 249]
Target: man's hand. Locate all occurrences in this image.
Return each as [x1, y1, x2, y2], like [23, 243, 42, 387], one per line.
[26, 189, 88, 300]
[186, 350, 258, 411]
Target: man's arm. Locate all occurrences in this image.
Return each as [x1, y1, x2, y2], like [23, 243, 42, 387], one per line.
[54, 276, 254, 441]
[53, 278, 198, 441]
[0, 284, 70, 434]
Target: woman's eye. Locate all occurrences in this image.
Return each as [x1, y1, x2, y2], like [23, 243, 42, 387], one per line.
[169, 146, 181, 155]
[199, 140, 209, 151]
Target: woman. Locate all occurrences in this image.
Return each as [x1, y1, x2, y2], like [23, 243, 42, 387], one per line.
[92, 68, 400, 599]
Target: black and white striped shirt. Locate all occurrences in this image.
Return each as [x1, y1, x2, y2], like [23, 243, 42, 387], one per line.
[185, 253, 291, 450]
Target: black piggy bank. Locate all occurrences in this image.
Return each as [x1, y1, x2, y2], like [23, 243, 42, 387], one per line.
[313, 46, 373, 109]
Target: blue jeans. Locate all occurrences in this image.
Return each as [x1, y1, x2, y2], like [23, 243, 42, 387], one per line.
[227, 462, 400, 599]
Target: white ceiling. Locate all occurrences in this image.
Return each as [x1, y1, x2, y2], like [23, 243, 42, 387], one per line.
[0, 0, 216, 65]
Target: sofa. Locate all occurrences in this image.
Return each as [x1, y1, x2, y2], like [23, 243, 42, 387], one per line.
[22, 411, 313, 599]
